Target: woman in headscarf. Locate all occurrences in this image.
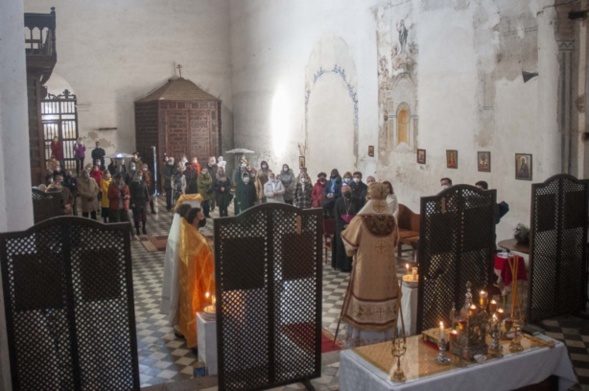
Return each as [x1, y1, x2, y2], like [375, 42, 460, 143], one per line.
[332, 184, 357, 272]
[294, 171, 312, 209]
[278, 163, 295, 205]
[339, 182, 400, 347]
[214, 167, 233, 217]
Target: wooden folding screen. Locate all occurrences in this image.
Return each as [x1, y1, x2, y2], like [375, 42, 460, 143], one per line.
[214, 204, 323, 391]
[0, 217, 138, 390]
[416, 185, 497, 333]
[528, 174, 589, 322]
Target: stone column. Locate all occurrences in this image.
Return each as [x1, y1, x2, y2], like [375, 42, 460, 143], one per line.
[0, 0, 34, 389]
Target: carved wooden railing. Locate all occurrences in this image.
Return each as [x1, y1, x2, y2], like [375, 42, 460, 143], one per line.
[24, 7, 57, 83]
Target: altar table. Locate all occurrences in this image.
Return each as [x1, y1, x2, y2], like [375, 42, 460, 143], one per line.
[339, 334, 577, 391]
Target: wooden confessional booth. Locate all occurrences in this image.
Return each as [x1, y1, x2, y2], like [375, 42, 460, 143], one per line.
[134, 77, 222, 192]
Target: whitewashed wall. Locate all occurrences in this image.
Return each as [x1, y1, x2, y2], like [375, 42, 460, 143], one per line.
[230, 0, 561, 241]
[25, 0, 233, 159]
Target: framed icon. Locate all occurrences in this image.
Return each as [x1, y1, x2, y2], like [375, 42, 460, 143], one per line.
[446, 149, 458, 169]
[368, 145, 375, 157]
[515, 153, 532, 180]
[299, 156, 306, 169]
[417, 149, 426, 164]
[477, 151, 491, 172]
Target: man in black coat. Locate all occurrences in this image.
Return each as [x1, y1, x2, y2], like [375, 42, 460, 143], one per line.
[350, 171, 368, 211]
[91, 141, 106, 170]
[162, 157, 176, 211]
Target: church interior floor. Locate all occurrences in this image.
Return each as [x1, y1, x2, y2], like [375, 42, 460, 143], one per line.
[134, 196, 588, 390]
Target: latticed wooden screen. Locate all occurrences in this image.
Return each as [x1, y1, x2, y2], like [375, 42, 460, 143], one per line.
[32, 188, 63, 224]
[0, 217, 139, 391]
[528, 174, 589, 322]
[416, 185, 497, 333]
[214, 204, 323, 391]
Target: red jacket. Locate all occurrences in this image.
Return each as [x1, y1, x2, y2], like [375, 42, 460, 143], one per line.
[90, 169, 103, 188]
[312, 180, 326, 208]
[51, 140, 64, 161]
[108, 182, 130, 210]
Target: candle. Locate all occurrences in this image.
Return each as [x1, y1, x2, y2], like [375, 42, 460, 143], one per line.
[469, 304, 478, 317]
[449, 329, 458, 343]
[492, 314, 498, 323]
[458, 319, 467, 330]
[439, 321, 445, 339]
[496, 308, 504, 321]
[489, 299, 497, 313]
[412, 267, 418, 279]
[406, 263, 410, 275]
[479, 290, 488, 307]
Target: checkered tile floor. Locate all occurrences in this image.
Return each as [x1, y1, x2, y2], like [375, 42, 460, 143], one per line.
[133, 196, 588, 390]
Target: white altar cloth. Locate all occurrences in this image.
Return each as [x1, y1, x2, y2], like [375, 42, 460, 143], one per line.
[340, 336, 577, 391]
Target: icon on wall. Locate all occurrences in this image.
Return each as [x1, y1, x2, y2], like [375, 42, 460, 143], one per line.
[368, 145, 375, 157]
[515, 153, 532, 180]
[477, 151, 491, 172]
[299, 156, 306, 169]
[446, 150, 458, 169]
[417, 149, 426, 164]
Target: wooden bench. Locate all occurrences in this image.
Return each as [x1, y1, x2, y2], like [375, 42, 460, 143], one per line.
[397, 204, 420, 259]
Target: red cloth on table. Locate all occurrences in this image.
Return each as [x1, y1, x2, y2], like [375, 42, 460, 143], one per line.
[494, 254, 527, 286]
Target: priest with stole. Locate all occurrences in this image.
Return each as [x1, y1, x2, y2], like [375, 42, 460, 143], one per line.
[340, 182, 400, 347]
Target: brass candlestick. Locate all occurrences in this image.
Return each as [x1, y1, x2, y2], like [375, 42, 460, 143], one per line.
[488, 318, 502, 355]
[435, 336, 451, 364]
[391, 278, 407, 382]
[509, 319, 524, 352]
[391, 337, 407, 382]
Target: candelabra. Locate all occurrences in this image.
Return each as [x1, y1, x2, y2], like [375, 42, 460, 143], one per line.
[391, 337, 407, 382]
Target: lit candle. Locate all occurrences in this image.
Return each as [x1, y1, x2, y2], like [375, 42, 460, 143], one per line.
[469, 304, 478, 317]
[439, 321, 445, 339]
[205, 292, 210, 301]
[449, 329, 458, 343]
[412, 267, 418, 279]
[496, 308, 504, 321]
[492, 314, 498, 323]
[489, 299, 497, 313]
[479, 290, 488, 307]
[406, 263, 410, 275]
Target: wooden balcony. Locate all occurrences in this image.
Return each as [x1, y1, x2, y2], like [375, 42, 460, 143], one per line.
[25, 7, 57, 83]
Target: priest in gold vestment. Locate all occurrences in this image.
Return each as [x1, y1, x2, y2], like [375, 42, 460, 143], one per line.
[177, 207, 215, 348]
[340, 182, 400, 347]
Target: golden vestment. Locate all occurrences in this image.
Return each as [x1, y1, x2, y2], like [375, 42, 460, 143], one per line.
[177, 218, 215, 348]
[341, 200, 400, 333]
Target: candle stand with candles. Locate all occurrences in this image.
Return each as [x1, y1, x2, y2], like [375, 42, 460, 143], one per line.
[449, 282, 490, 361]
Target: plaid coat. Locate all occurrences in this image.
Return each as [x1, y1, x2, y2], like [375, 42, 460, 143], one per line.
[294, 181, 312, 209]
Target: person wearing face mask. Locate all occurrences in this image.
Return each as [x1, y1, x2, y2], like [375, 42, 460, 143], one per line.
[108, 173, 130, 223]
[73, 138, 86, 176]
[217, 156, 226, 171]
[184, 162, 198, 195]
[382, 180, 399, 219]
[440, 177, 452, 191]
[172, 162, 186, 206]
[77, 168, 99, 220]
[312, 172, 328, 209]
[255, 160, 272, 204]
[207, 156, 218, 212]
[236, 171, 257, 214]
[214, 167, 233, 217]
[351, 171, 368, 211]
[50, 137, 65, 170]
[294, 172, 312, 209]
[100, 170, 113, 223]
[125, 162, 137, 186]
[91, 141, 106, 170]
[342, 172, 353, 186]
[90, 164, 103, 211]
[177, 207, 215, 350]
[278, 164, 295, 205]
[197, 168, 214, 217]
[163, 157, 176, 211]
[130, 170, 150, 236]
[264, 172, 285, 203]
[323, 168, 342, 218]
[332, 184, 358, 272]
[128, 151, 143, 174]
[141, 163, 156, 214]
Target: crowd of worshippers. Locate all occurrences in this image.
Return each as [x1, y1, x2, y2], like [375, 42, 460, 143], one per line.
[39, 140, 155, 237]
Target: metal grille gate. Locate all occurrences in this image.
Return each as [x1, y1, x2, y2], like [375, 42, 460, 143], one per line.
[42, 90, 79, 172]
[528, 174, 589, 323]
[0, 217, 139, 390]
[416, 185, 497, 333]
[214, 204, 323, 391]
